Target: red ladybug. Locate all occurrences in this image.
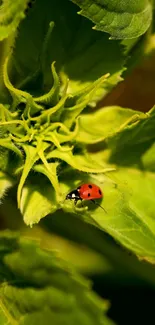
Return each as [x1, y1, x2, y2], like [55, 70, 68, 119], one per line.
[66, 183, 106, 212]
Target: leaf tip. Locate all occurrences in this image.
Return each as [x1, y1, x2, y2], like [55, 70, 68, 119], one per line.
[49, 21, 55, 28]
[77, 10, 84, 16]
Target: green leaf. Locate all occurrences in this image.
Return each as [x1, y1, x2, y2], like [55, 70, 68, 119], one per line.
[68, 169, 155, 262]
[0, 231, 110, 325]
[0, 171, 14, 199]
[76, 106, 141, 144]
[3, 54, 43, 114]
[76, 105, 155, 166]
[17, 144, 40, 208]
[20, 154, 114, 226]
[20, 174, 58, 226]
[36, 156, 61, 200]
[19, 149, 114, 226]
[46, 206, 155, 286]
[70, 105, 155, 261]
[24, 227, 110, 276]
[51, 164, 155, 262]
[0, 138, 23, 157]
[103, 316, 116, 325]
[71, 0, 152, 39]
[0, 148, 10, 172]
[108, 106, 155, 165]
[0, 0, 28, 41]
[142, 142, 155, 171]
[10, 0, 125, 102]
[0, 310, 7, 325]
[47, 147, 114, 173]
[62, 74, 110, 128]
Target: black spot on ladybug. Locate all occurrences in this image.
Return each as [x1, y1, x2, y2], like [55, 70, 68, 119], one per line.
[99, 189, 102, 195]
[88, 184, 92, 189]
[88, 193, 90, 197]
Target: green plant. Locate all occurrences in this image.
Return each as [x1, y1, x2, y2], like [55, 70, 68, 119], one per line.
[0, 0, 155, 324]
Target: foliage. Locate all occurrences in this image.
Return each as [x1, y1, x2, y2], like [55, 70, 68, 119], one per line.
[0, 0, 155, 324]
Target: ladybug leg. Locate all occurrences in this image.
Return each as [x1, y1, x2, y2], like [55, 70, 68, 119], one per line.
[80, 198, 84, 207]
[74, 199, 78, 205]
[91, 200, 107, 213]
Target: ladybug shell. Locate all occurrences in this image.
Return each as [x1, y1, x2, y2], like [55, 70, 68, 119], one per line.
[77, 183, 103, 201]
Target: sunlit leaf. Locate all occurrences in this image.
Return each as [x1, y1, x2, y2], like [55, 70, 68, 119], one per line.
[76, 106, 140, 144]
[47, 147, 114, 173]
[17, 144, 40, 208]
[71, 0, 152, 39]
[20, 174, 58, 226]
[68, 170, 155, 263]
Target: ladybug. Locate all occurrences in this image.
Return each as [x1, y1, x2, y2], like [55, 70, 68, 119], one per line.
[66, 183, 106, 212]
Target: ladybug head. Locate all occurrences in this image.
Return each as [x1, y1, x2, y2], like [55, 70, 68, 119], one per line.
[66, 189, 80, 200]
